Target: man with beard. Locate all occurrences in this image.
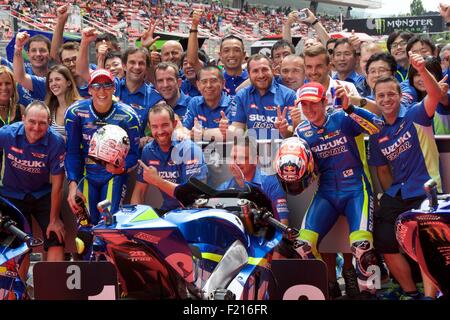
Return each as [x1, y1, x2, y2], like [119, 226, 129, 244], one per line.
[131, 102, 206, 214]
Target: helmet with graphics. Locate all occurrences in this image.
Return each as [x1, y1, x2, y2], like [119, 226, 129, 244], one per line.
[274, 136, 316, 195]
[88, 124, 130, 168]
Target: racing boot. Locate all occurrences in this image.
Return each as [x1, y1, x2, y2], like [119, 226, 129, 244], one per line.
[342, 267, 360, 299]
[328, 280, 342, 300]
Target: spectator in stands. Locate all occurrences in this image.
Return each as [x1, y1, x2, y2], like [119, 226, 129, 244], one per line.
[188, 10, 248, 96]
[386, 31, 414, 83]
[130, 102, 207, 214]
[154, 62, 191, 122]
[326, 38, 337, 73]
[179, 66, 231, 141]
[229, 54, 296, 139]
[368, 54, 447, 300]
[44, 65, 82, 139]
[104, 51, 125, 80]
[0, 66, 21, 128]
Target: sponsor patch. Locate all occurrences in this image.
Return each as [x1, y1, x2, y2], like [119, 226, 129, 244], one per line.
[378, 136, 389, 143]
[10, 146, 23, 154]
[343, 169, 354, 177]
[264, 105, 277, 111]
[299, 87, 319, 96]
[31, 152, 46, 159]
[298, 125, 312, 132]
[304, 131, 313, 138]
[148, 160, 160, 166]
[250, 104, 258, 109]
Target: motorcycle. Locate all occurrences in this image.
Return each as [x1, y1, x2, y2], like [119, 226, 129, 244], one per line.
[0, 196, 43, 300]
[396, 179, 450, 299]
[86, 165, 297, 300]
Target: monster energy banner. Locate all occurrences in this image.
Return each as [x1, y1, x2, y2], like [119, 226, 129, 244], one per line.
[343, 16, 444, 36]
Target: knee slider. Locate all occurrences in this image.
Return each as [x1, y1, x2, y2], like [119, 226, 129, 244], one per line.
[351, 240, 377, 277]
[292, 239, 318, 260]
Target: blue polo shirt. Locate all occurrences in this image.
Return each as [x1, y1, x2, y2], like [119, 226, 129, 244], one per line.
[332, 70, 365, 87]
[183, 92, 232, 130]
[357, 79, 372, 98]
[433, 91, 450, 134]
[181, 79, 201, 97]
[231, 80, 296, 139]
[137, 139, 207, 211]
[1, 58, 47, 106]
[217, 168, 289, 221]
[368, 102, 441, 199]
[224, 69, 248, 96]
[400, 80, 418, 107]
[395, 64, 409, 83]
[114, 77, 163, 136]
[173, 91, 191, 122]
[0, 122, 65, 200]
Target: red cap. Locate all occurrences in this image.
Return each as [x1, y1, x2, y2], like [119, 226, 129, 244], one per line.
[297, 82, 325, 103]
[88, 69, 114, 86]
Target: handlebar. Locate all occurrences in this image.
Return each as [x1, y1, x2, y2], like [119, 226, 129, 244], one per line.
[0, 214, 43, 248]
[259, 210, 299, 240]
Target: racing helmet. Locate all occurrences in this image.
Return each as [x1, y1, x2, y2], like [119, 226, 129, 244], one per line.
[274, 137, 316, 195]
[88, 124, 130, 168]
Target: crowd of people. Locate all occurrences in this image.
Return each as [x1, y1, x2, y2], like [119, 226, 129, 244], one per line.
[0, 0, 342, 42]
[0, 0, 450, 300]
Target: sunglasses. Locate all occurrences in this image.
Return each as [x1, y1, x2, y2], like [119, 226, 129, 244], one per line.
[89, 82, 114, 90]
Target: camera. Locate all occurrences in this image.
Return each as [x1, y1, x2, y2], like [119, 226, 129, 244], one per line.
[298, 9, 309, 20]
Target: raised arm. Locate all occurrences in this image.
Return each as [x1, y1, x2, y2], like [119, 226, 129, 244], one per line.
[76, 27, 99, 82]
[13, 31, 34, 91]
[186, 10, 205, 73]
[50, 4, 70, 62]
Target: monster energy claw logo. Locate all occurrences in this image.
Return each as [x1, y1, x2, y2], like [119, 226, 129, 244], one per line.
[366, 18, 386, 34]
[375, 19, 386, 34]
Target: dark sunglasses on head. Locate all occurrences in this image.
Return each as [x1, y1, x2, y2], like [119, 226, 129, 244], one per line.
[90, 82, 114, 90]
[327, 49, 334, 55]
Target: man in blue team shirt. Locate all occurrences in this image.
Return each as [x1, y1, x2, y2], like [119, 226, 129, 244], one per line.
[154, 62, 191, 122]
[131, 103, 207, 214]
[180, 66, 232, 141]
[217, 136, 289, 225]
[187, 10, 248, 96]
[0, 101, 66, 262]
[65, 69, 141, 225]
[291, 81, 383, 299]
[229, 54, 296, 139]
[76, 28, 163, 141]
[368, 52, 447, 300]
[10, 31, 48, 108]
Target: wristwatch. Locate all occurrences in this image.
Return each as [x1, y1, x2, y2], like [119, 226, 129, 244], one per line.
[359, 98, 367, 108]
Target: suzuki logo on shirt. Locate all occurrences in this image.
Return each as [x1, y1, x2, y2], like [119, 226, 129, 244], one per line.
[159, 171, 178, 180]
[381, 131, 412, 161]
[311, 136, 348, 152]
[8, 153, 45, 167]
[248, 114, 277, 123]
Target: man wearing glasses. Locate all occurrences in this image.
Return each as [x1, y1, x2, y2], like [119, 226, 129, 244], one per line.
[386, 31, 414, 83]
[64, 69, 140, 229]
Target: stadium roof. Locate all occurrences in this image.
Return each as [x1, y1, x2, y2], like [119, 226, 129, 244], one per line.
[317, 0, 382, 10]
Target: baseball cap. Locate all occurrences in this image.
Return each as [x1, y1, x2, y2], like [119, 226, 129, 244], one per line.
[88, 68, 114, 86]
[297, 82, 325, 103]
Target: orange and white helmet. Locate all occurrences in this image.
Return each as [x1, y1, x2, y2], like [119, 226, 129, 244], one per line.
[88, 124, 130, 168]
[274, 137, 316, 195]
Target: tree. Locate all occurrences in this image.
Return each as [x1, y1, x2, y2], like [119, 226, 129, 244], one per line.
[410, 0, 425, 16]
